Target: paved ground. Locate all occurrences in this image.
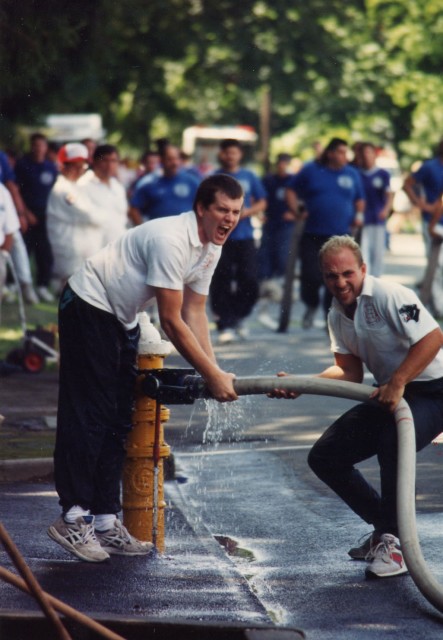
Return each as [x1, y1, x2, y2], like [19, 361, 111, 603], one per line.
[2, 233, 443, 639]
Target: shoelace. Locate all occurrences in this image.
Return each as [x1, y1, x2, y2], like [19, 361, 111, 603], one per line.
[99, 521, 133, 547]
[66, 521, 97, 546]
[370, 536, 399, 564]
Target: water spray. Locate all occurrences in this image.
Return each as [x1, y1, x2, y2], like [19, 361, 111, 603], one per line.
[141, 368, 443, 615]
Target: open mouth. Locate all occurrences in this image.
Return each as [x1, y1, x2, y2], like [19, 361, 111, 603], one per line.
[217, 225, 231, 239]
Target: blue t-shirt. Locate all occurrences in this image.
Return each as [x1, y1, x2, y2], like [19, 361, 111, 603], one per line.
[131, 170, 200, 220]
[262, 173, 294, 230]
[413, 157, 443, 222]
[359, 167, 391, 225]
[15, 155, 58, 216]
[215, 168, 266, 241]
[288, 161, 365, 236]
[0, 151, 15, 184]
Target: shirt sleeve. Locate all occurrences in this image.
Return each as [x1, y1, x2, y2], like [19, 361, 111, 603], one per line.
[379, 284, 439, 345]
[2, 187, 20, 234]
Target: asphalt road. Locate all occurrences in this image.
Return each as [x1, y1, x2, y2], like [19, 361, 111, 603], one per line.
[2, 233, 443, 639]
[164, 233, 443, 638]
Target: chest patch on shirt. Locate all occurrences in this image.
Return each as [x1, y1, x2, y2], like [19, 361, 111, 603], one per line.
[399, 304, 420, 323]
[363, 301, 382, 326]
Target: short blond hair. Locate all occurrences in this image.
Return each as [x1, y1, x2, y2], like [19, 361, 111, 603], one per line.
[319, 235, 363, 268]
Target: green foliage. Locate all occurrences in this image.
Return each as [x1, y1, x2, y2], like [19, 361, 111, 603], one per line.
[1, 0, 442, 163]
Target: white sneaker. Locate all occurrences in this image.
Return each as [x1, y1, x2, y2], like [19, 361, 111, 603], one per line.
[36, 286, 55, 302]
[48, 515, 110, 563]
[236, 323, 249, 340]
[217, 329, 238, 345]
[258, 312, 279, 331]
[21, 283, 39, 305]
[95, 519, 154, 556]
[365, 533, 408, 579]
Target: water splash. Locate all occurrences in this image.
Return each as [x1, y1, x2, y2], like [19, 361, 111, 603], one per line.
[201, 397, 251, 445]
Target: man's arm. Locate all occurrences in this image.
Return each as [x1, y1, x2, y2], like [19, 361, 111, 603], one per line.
[403, 174, 437, 214]
[372, 327, 443, 412]
[153, 286, 237, 402]
[128, 206, 143, 226]
[0, 232, 13, 252]
[241, 197, 267, 220]
[270, 352, 364, 399]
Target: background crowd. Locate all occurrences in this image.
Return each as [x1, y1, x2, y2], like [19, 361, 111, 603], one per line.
[1, 133, 443, 343]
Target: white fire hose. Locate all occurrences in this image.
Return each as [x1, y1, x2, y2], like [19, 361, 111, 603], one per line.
[228, 376, 443, 613]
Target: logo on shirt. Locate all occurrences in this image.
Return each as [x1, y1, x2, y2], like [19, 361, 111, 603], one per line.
[363, 301, 382, 326]
[40, 171, 55, 186]
[399, 304, 420, 323]
[337, 175, 353, 189]
[372, 176, 384, 189]
[276, 187, 286, 201]
[174, 184, 191, 198]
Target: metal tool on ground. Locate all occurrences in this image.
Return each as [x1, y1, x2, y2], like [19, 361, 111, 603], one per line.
[141, 368, 443, 615]
[3, 253, 58, 373]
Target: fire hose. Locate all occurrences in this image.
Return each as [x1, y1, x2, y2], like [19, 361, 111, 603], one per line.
[142, 370, 443, 614]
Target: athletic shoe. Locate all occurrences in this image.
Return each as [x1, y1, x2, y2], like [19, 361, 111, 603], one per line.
[217, 329, 238, 345]
[95, 519, 154, 556]
[36, 286, 55, 303]
[365, 533, 408, 579]
[235, 323, 249, 340]
[48, 515, 110, 563]
[302, 307, 316, 329]
[21, 283, 39, 305]
[348, 532, 376, 560]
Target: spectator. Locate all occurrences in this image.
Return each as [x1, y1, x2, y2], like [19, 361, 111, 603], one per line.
[127, 149, 160, 198]
[210, 138, 267, 343]
[129, 144, 199, 222]
[78, 144, 134, 244]
[403, 140, 443, 259]
[258, 153, 295, 284]
[286, 137, 365, 329]
[359, 142, 394, 277]
[15, 133, 58, 302]
[256, 153, 295, 328]
[0, 183, 20, 310]
[0, 147, 40, 305]
[46, 143, 107, 290]
[80, 138, 98, 167]
[47, 174, 242, 562]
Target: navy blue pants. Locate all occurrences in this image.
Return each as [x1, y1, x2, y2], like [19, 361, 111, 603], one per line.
[54, 285, 140, 515]
[210, 238, 259, 330]
[308, 378, 443, 536]
[300, 233, 332, 316]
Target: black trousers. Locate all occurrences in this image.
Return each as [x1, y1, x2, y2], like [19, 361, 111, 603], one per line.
[300, 233, 332, 316]
[210, 238, 259, 330]
[23, 217, 53, 287]
[307, 378, 443, 536]
[54, 285, 140, 515]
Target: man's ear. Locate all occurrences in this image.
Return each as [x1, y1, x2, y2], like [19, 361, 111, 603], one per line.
[195, 202, 204, 219]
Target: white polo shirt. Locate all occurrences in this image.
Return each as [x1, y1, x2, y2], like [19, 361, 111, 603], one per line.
[328, 275, 443, 385]
[69, 210, 221, 329]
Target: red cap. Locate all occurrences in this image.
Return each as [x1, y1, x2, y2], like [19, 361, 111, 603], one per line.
[57, 143, 89, 164]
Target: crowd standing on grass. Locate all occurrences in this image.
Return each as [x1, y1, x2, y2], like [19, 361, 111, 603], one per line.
[1, 131, 443, 334]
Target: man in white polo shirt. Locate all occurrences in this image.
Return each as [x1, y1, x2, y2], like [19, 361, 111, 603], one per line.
[48, 174, 243, 563]
[272, 235, 443, 579]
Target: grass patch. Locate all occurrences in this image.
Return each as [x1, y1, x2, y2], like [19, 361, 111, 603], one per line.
[0, 300, 58, 360]
[0, 423, 56, 460]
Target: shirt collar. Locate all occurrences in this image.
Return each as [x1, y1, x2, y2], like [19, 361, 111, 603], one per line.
[187, 211, 203, 248]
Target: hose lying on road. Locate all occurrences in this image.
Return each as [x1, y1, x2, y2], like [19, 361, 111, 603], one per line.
[205, 376, 443, 614]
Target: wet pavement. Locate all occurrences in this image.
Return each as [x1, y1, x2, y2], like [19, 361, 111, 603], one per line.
[1, 233, 443, 639]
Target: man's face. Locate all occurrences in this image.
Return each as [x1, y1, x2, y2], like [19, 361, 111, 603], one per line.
[328, 144, 348, 170]
[219, 146, 243, 172]
[196, 191, 243, 245]
[321, 248, 366, 311]
[31, 138, 48, 162]
[361, 145, 376, 169]
[162, 147, 181, 177]
[94, 152, 119, 180]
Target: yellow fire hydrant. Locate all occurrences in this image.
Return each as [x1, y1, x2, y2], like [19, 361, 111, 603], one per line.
[122, 312, 173, 552]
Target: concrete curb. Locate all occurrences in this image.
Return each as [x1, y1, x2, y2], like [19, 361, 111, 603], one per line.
[0, 458, 53, 484]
